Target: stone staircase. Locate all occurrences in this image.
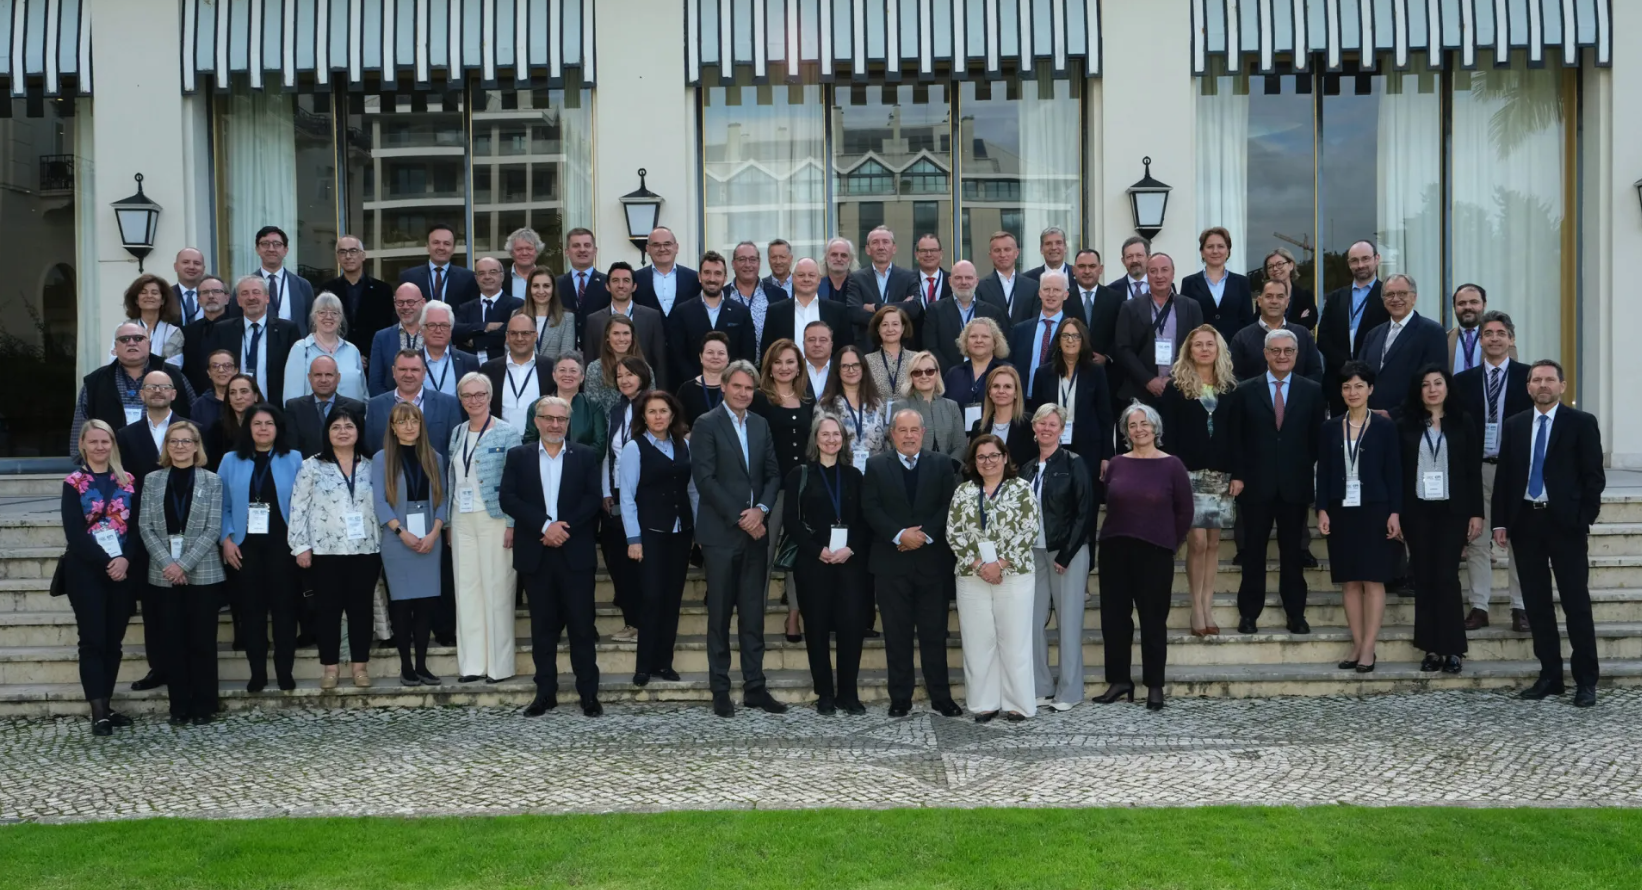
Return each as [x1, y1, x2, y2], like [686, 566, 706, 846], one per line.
[4, 473, 1641, 716]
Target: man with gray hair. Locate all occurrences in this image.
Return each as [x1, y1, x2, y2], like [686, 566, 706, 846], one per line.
[453, 255, 523, 363]
[205, 274, 300, 404]
[416, 299, 481, 397]
[924, 259, 1008, 372]
[820, 237, 858, 304]
[1359, 272, 1447, 412]
[503, 226, 545, 300]
[1024, 226, 1072, 283]
[319, 234, 396, 357]
[1008, 269, 1083, 391]
[848, 225, 919, 330]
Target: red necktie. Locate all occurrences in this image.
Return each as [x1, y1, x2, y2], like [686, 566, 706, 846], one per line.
[1038, 319, 1054, 367]
[1273, 378, 1286, 430]
[926, 276, 937, 306]
[432, 266, 445, 299]
[577, 272, 587, 301]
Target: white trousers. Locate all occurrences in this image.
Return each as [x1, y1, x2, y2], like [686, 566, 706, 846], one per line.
[1468, 461, 1524, 611]
[956, 572, 1037, 717]
[452, 509, 518, 680]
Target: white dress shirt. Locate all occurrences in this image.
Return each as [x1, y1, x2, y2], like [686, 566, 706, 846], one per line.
[998, 272, 1016, 308]
[1525, 403, 1558, 504]
[262, 268, 295, 323]
[501, 357, 541, 430]
[652, 266, 678, 316]
[241, 315, 270, 386]
[426, 262, 451, 302]
[792, 295, 822, 345]
[538, 441, 566, 529]
[146, 411, 174, 453]
[805, 360, 831, 398]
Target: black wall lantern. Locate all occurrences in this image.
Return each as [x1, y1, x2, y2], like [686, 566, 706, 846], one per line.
[111, 173, 162, 272]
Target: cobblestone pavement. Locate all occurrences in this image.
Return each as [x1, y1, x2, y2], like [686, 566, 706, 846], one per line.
[3, 690, 1640, 822]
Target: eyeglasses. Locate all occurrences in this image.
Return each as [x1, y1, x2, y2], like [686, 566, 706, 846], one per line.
[538, 415, 570, 425]
[314, 309, 341, 318]
[1265, 347, 1299, 357]
[394, 299, 423, 308]
[336, 248, 364, 257]
[839, 362, 862, 371]
[459, 391, 489, 400]
[423, 322, 452, 331]
[256, 239, 286, 249]
[115, 335, 148, 344]
[1059, 332, 1083, 340]
[208, 361, 237, 372]
[975, 453, 1004, 463]
[167, 438, 199, 446]
[1382, 289, 1414, 299]
[915, 247, 942, 254]
[141, 384, 176, 392]
[648, 240, 677, 249]
[910, 368, 938, 378]
[199, 287, 227, 296]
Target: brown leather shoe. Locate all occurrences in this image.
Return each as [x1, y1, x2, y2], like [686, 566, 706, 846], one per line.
[1463, 608, 1490, 630]
[1511, 609, 1531, 633]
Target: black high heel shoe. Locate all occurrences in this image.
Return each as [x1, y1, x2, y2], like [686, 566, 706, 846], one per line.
[1092, 683, 1135, 704]
[1419, 653, 1442, 672]
[1145, 687, 1165, 711]
[1355, 657, 1376, 674]
[1441, 655, 1463, 674]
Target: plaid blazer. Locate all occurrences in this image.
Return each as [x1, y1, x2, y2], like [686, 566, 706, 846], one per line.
[138, 468, 226, 586]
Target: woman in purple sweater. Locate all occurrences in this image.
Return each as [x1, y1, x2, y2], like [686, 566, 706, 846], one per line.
[1095, 401, 1195, 711]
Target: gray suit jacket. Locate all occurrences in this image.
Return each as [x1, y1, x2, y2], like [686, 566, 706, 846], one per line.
[688, 403, 781, 548]
[1114, 291, 1207, 406]
[584, 303, 670, 391]
[138, 468, 227, 586]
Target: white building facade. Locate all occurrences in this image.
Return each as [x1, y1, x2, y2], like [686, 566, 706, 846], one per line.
[1, 0, 1637, 467]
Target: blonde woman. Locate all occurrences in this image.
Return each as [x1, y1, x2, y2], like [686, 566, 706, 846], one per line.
[969, 364, 1034, 465]
[942, 315, 1010, 428]
[892, 350, 966, 460]
[448, 371, 522, 683]
[1158, 324, 1237, 636]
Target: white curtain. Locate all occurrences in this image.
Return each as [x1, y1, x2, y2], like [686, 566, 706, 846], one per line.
[1450, 63, 1565, 365]
[222, 91, 299, 278]
[1375, 68, 1444, 321]
[1012, 82, 1081, 270]
[1195, 78, 1250, 275]
[558, 95, 595, 233]
[702, 84, 827, 259]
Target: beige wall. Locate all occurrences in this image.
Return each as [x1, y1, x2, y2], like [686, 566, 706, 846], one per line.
[1590, 1, 1642, 466]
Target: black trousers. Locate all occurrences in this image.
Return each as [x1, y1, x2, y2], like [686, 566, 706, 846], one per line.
[163, 583, 223, 719]
[601, 506, 643, 627]
[433, 542, 456, 642]
[702, 536, 769, 695]
[134, 571, 166, 676]
[637, 529, 691, 673]
[1404, 499, 1469, 656]
[795, 554, 866, 703]
[1512, 508, 1599, 687]
[1099, 538, 1174, 688]
[238, 539, 301, 682]
[66, 575, 131, 701]
[524, 562, 600, 701]
[313, 553, 380, 664]
[1236, 496, 1310, 622]
[876, 572, 952, 704]
[390, 597, 434, 670]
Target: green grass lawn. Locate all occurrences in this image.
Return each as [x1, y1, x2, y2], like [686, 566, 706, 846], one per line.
[5, 806, 1641, 889]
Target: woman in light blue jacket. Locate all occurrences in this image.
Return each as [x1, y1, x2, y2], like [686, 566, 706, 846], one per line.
[447, 372, 522, 683]
[283, 292, 367, 401]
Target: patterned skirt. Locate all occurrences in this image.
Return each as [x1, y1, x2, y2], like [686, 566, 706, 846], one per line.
[1188, 469, 1236, 530]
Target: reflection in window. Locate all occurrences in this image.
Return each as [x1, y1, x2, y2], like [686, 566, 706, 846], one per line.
[703, 78, 827, 260]
[841, 160, 895, 195]
[957, 75, 1080, 270]
[834, 83, 953, 267]
[342, 92, 467, 282]
[470, 83, 593, 270]
[220, 89, 340, 286]
[902, 159, 948, 195]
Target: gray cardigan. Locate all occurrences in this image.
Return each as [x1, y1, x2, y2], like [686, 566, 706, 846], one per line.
[138, 467, 227, 586]
[892, 395, 967, 461]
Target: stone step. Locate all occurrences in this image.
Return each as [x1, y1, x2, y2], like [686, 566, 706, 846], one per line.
[0, 474, 61, 498]
[5, 622, 1640, 685]
[6, 659, 1642, 717]
[0, 590, 1635, 647]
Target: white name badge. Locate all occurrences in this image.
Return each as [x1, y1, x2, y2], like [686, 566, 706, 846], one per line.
[93, 528, 121, 558]
[406, 509, 428, 539]
[124, 405, 144, 425]
[1343, 480, 1362, 508]
[1060, 421, 1074, 445]
[1154, 338, 1174, 366]
[458, 487, 477, 513]
[475, 350, 487, 365]
[978, 541, 999, 565]
[828, 526, 849, 552]
[344, 511, 367, 540]
[1484, 422, 1500, 454]
[169, 535, 184, 561]
[247, 504, 271, 534]
[964, 404, 982, 430]
[1423, 471, 1447, 499]
[852, 448, 870, 473]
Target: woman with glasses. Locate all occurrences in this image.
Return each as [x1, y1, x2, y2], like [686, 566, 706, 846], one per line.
[372, 403, 448, 686]
[584, 315, 650, 414]
[1028, 316, 1113, 506]
[138, 420, 226, 725]
[753, 338, 815, 641]
[112, 273, 184, 367]
[892, 350, 966, 461]
[1263, 247, 1316, 332]
[205, 374, 264, 473]
[678, 332, 731, 425]
[820, 345, 890, 471]
[190, 349, 240, 432]
[865, 306, 914, 399]
[449, 372, 522, 683]
[947, 434, 1041, 722]
[218, 403, 304, 692]
[601, 357, 653, 643]
[282, 292, 366, 401]
[1158, 325, 1237, 636]
[523, 268, 575, 362]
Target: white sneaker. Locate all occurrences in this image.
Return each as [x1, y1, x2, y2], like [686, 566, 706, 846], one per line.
[612, 626, 638, 642]
[1048, 700, 1075, 712]
[1036, 696, 1055, 706]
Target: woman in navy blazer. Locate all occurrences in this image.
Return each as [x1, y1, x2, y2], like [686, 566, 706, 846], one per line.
[1027, 316, 1113, 506]
[1180, 227, 1255, 344]
[1316, 361, 1403, 673]
[217, 403, 305, 692]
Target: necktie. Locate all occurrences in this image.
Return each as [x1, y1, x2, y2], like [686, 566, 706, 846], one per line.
[1384, 323, 1401, 361]
[1082, 290, 1093, 324]
[317, 398, 331, 420]
[577, 272, 587, 302]
[183, 290, 198, 322]
[1130, 279, 1140, 299]
[926, 276, 937, 306]
[1486, 367, 1504, 422]
[267, 274, 282, 317]
[1272, 378, 1286, 430]
[1037, 319, 1055, 369]
[1462, 329, 1478, 370]
[1529, 414, 1548, 498]
[433, 266, 445, 299]
[482, 299, 494, 324]
[246, 322, 263, 378]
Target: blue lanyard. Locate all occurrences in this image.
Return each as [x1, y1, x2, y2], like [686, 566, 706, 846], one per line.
[168, 476, 191, 523]
[958, 301, 975, 325]
[704, 384, 722, 412]
[879, 350, 903, 387]
[424, 352, 450, 392]
[249, 454, 272, 503]
[845, 397, 867, 439]
[461, 417, 491, 477]
[1151, 296, 1175, 336]
[977, 481, 1004, 532]
[338, 456, 360, 502]
[1423, 424, 1444, 461]
[818, 463, 843, 521]
[1349, 292, 1369, 326]
[1344, 414, 1368, 470]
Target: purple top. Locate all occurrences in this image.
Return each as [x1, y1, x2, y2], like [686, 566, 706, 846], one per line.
[1098, 454, 1194, 551]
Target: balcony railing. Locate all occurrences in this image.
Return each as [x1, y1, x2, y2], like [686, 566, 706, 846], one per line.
[39, 154, 73, 193]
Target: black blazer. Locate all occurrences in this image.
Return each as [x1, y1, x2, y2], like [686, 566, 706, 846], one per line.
[1226, 374, 1325, 504]
[556, 267, 609, 347]
[1360, 312, 1448, 411]
[318, 274, 397, 357]
[668, 296, 758, 382]
[1492, 406, 1606, 534]
[180, 315, 225, 395]
[481, 355, 554, 420]
[1071, 283, 1124, 356]
[452, 293, 524, 358]
[967, 417, 1037, 467]
[497, 442, 601, 574]
[1028, 359, 1115, 483]
[1453, 360, 1533, 431]
[1007, 313, 1083, 393]
[1397, 412, 1485, 519]
[1229, 322, 1325, 384]
[1113, 293, 1207, 406]
[1315, 414, 1403, 511]
[924, 297, 1008, 373]
[977, 272, 1039, 326]
[205, 315, 301, 405]
[1286, 286, 1318, 331]
[1156, 383, 1232, 473]
[632, 265, 702, 319]
[861, 449, 958, 578]
[1019, 447, 1093, 565]
[783, 461, 869, 562]
[764, 296, 855, 354]
[399, 262, 480, 306]
[1317, 280, 1388, 407]
[114, 420, 165, 496]
[284, 394, 367, 458]
[847, 265, 921, 329]
[1180, 270, 1255, 344]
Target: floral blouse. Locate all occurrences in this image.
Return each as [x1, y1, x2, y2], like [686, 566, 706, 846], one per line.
[288, 455, 381, 556]
[827, 395, 890, 456]
[946, 477, 1040, 578]
[64, 469, 136, 542]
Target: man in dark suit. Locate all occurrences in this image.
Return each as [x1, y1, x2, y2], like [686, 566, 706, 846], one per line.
[249, 226, 315, 336]
[1358, 274, 1447, 411]
[1316, 240, 1389, 412]
[923, 260, 1007, 373]
[319, 235, 397, 357]
[416, 301, 482, 399]
[584, 261, 671, 391]
[669, 251, 757, 382]
[398, 223, 480, 307]
[903, 234, 953, 351]
[847, 226, 921, 332]
[1067, 249, 1125, 406]
[1492, 360, 1606, 707]
[368, 284, 427, 397]
[206, 275, 300, 405]
[762, 238, 796, 302]
[1453, 309, 1533, 631]
[862, 408, 964, 718]
[558, 227, 608, 346]
[1109, 235, 1152, 300]
[631, 226, 701, 322]
[115, 369, 186, 691]
[451, 257, 522, 364]
[284, 355, 366, 458]
[180, 275, 233, 394]
[482, 316, 556, 428]
[364, 349, 463, 459]
[727, 240, 788, 359]
[1022, 225, 1073, 284]
[765, 258, 855, 356]
[690, 362, 788, 718]
[977, 231, 1040, 326]
[498, 395, 604, 717]
[1226, 328, 1324, 634]
[1007, 270, 1084, 393]
[1113, 253, 1206, 406]
[819, 237, 859, 304]
[1229, 279, 1325, 383]
[171, 247, 215, 325]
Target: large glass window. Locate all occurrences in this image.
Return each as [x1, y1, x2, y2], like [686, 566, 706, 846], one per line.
[219, 90, 340, 287]
[833, 83, 953, 267]
[958, 76, 1081, 270]
[471, 84, 593, 274]
[702, 79, 827, 260]
[342, 91, 467, 283]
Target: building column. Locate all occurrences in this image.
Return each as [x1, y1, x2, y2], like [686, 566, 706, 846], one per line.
[1593, 2, 1642, 467]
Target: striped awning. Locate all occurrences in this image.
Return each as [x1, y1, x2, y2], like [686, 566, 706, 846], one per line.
[181, 0, 596, 92]
[685, 0, 1102, 84]
[1191, 0, 1612, 74]
[0, 0, 91, 96]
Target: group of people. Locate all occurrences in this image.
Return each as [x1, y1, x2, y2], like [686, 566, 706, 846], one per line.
[59, 221, 1609, 737]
